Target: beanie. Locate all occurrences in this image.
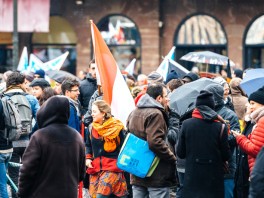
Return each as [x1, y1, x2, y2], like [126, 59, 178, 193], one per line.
[204, 83, 224, 106]
[165, 70, 178, 84]
[248, 87, 264, 105]
[34, 69, 45, 78]
[195, 90, 215, 109]
[147, 71, 164, 83]
[213, 77, 227, 87]
[29, 78, 50, 89]
[182, 72, 199, 82]
[234, 69, 243, 79]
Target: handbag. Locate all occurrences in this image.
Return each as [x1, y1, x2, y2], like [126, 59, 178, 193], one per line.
[117, 133, 159, 178]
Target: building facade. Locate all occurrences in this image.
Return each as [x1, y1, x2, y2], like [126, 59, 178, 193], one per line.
[0, 0, 264, 75]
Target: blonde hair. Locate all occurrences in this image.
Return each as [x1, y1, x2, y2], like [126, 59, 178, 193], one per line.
[93, 100, 112, 119]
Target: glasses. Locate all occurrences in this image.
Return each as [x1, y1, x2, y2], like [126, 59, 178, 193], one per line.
[69, 89, 79, 92]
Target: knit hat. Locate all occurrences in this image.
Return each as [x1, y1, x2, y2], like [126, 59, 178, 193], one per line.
[213, 77, 227, 87]
[182, 72, 199, 83]
[34, 69, 45, 78]
[195, 90, 215, 109]
[29, 78, 50, 89]
[234, 69, 243, 79]
[204, 83, 224, 106]
[248, 87, 264, 105]
[165, 70, 178, 84]
[147, 71, 164, 83]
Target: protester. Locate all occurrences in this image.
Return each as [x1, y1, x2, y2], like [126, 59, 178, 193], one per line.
[166, 79, 184, 93]
[205, 83, 240, 198]
[79, 59, 97, 116]
[232, 69, 243, 79]
[85, 100, 128, 198]
[234, 102, 254, 198]
[38, 87, 57, 106]
[33, 69, 45, 79]
[232, 87, 264, 174]
[147, 71, 164, 83]
[248, 146, 264, 198]
[165, 70, 178, 84]
[78, 70, 87, 80]
[127, 83, 176, 198]
[29, 78, 51, 101]
[136, 74, 148, 86]
[53, 76, 66, 95]
[61, 78, 81, 132]
[181, 72, 199, 84]
[18, 96, 86, 198]
[177, 90, 231, 198]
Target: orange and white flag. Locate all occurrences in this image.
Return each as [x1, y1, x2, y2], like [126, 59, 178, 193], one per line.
[90, 20, 135, 125]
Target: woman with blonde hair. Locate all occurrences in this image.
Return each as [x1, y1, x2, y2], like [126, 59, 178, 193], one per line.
[86, 100, 128, 198]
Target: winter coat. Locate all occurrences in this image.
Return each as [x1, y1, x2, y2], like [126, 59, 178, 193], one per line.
[236, 106, 264, 173]
[229, 78, 248, 120]
[249, 146, 264, 198]
[79, 73, 97, 115]
[234, 121, 254, 198]
[68, 100, 81, 132]
[17, 96, 86, 198]
[126, 94, 176, 188]
[85, 127, 125, 174]
[177, 106, 231, 198]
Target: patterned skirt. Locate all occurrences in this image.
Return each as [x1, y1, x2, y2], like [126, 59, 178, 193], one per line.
[89, 171, 128, 198]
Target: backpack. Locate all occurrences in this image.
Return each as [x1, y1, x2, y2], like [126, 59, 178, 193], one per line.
[4, 92, 32, 137]
[0, 96, 22, 143]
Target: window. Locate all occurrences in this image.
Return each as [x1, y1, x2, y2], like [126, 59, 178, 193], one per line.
[244, 15, 264, 69]
[0, 33, 13, 73]
[97, 15, 141, 75]
[32, 16, 77, 74]
[175, 14, 227, 73]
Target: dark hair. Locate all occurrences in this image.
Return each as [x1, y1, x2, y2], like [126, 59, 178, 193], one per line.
[61, 78, 80, 95]
[89, 58, 95, 68]
[146, 83, 164, 99]
[6, 71, 25, 88]
[167, 79, 184, 92]
[39, 87, 57, 106]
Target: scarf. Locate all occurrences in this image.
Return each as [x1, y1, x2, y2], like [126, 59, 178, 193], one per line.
[192, 105, 225, 123]
[68, 97, 81, 117]
[92, 117, 124, 152]
[250, 106, 264, 124]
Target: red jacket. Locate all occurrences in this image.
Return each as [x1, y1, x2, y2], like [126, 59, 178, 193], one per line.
[236, 116, 264, 173]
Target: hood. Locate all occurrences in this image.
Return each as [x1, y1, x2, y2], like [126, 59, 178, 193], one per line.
[85, 73, 97, 82]
[229, 77, 246, 96]
[37, 96, 70, 128]
[204, 83, 224, 107]
[137, 93, 164, 110]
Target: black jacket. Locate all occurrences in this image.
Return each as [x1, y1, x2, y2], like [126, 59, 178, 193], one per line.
[249, 146, 264, 198]
[0, 100, 12, 150]
[177, 106, 231, 198]
[18, 96, 86, 198]
[79, 74, 97, 115]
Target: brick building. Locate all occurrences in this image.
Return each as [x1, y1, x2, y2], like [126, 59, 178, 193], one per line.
[1, 0, 264, 75]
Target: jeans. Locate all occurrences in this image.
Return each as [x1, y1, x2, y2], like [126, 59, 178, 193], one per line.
[0, 152, 12, 198]
[224, 179, 234, 198]
[176, 172, 184, 198]
[132, 185, 170, 198]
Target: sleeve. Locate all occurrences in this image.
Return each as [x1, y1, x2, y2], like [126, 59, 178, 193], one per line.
[68, 104, 77, 130]
[85, 125, 93, 159]
[146, 112, 176, 162]
[79, 139, 86, 182]
[176, 124, 186, 159]
[17, 135, 41, 197]
[26, 95, 40, 120]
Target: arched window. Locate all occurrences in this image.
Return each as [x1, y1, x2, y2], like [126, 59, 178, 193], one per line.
[175, 14, 227, 72]
[97, 15, 141, 75]
[0, 33, 13, 73]
[32, 16, 77, 74]
[244, 15, 264, 68]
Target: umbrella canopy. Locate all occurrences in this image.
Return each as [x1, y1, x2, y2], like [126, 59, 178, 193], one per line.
[46, 70, 79, 83]
[169, 78, 218, 118]
[240, 68, 264, 96]
[180, 51, 235, 66]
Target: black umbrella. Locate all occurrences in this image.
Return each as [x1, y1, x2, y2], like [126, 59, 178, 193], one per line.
[46, 70, 80, 83]
[169, 78, 218, 118]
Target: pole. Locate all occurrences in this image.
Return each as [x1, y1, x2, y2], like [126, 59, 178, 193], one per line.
[12, 0, 19, 71]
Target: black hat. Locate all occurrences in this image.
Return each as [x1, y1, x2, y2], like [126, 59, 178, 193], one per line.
[234, 69, 243, 79]
[182, 72, 199, 82]
[165, 70, 178, 84]
[196, 90, 215, 109]
[34, 69, 45, 78]
[249, 87, 264, 105]
[29, 78, 50, 89]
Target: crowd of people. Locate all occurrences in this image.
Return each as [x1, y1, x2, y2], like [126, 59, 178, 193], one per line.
[0, 62, 264, 198]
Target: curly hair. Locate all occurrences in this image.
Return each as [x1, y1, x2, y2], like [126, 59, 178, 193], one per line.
[6, 71, 25, 88]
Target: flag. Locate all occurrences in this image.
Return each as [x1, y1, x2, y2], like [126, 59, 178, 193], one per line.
[17, 47, 28, 71]
[168, 59, 189, 79]
[125, 58, 136, 76]
[90, 20, 135, 125]
[226, 59, 232, 83]
[156, 46, 176, 81]
[28, 54, 43, 72]
[42, 51, 69, 71]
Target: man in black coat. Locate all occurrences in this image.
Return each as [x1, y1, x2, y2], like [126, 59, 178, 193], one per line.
[18, 96, 86, 198]
[177, 90, 231, 198]
[78, 59, 97, 116]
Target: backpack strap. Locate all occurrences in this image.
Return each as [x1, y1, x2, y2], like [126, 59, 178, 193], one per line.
[0, 100, 4, 130]
[4, 92, 28, 97]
